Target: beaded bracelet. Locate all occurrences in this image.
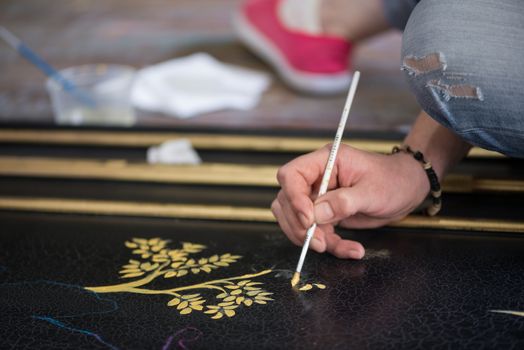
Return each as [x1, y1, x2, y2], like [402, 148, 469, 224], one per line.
[391, 145, 442, 216]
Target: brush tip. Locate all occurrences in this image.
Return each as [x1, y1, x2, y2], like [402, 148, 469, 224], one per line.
[291, 272, 300, 287]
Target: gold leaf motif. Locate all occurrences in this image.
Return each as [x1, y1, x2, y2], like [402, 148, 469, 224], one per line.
[244, 287, 261, 291]
[314, 283, 327, 289]
[218, 301, 234, 307]
[246, 282, 263, 286]
[224, 309, 235, 317]
[181, 294, 200, 300]
[178, 301, 189, 310]
[256, 297, 273, 301]
[180, 308, 192, 315]
[125, 241, 138, 248]
[168, 298, 181, 306]
[211, 312, 223, 320]
[140, 262, 159, 271]
[222, 305, 238, 310]
[152, 256, 169, 263]
[87, 239, 274, 322]
[182, 243, 206, 253]
[299, 284, 313, 291]
[164, 271, 177, 278]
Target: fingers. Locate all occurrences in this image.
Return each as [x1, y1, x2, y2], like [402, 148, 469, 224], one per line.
[314, 186, 371, 225]
[276, 147, 331, 224]
[323, 226, 365, 259]
[271, 196, 327, 253]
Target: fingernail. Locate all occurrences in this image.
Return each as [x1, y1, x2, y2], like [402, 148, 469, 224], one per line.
[310, 237, 324, 252]
[315, 202, 334, 223]
[298, 213, 309, 228]
[349, 249, 364, 260]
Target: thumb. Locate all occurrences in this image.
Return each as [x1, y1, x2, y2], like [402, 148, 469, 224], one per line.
[314, 187, 370, 224]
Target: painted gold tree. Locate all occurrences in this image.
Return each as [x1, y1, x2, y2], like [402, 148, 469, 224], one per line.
[85, 238, 273, 319]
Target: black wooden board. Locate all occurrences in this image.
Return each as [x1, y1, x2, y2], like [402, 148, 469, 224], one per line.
[1, 212, 523, 349]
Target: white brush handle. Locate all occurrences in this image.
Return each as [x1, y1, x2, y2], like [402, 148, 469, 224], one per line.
[294, 71, 360, 274]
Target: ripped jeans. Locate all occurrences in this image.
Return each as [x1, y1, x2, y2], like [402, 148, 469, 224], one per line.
[383, 0, 524, 158]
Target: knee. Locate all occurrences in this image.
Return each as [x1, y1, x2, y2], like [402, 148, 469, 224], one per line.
[400, 0, 486, 130]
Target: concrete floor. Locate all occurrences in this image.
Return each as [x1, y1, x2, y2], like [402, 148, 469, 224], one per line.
[0, 0, 420, 132]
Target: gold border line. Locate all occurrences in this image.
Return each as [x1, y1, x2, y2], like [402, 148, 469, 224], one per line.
[0, 196, 523, 233]
[0, 129, 501, 158]
[0, 156, 522, 193]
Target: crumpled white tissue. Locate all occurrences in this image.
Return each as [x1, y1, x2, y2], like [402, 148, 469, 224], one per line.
[147, 139, 202, 165]
[132, 53, 271, 118]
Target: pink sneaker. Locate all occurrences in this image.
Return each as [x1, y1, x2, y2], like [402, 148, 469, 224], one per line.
[233, 0, 353, 95]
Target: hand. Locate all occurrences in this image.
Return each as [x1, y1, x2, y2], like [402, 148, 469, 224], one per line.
[271, 144, 430, 259]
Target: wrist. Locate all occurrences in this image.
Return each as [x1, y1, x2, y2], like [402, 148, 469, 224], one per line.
[403, 110, 472, 180]
[392, 145, 442, 215]
[391, 151, 431, 202]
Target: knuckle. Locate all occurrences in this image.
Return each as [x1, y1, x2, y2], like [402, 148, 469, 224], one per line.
[336, 191, 356, 217]
[289, 197, 304, 212]
[270, 199, 280, 216]
[276, 165, 289, 185]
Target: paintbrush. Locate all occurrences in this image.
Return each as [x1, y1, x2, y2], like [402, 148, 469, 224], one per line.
[291, 71, 361, 287]
[0, 26, 95, 107]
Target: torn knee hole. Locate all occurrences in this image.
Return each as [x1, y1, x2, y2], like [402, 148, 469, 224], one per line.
[426, 80, 484, 101]
[401, 52, 447, 76]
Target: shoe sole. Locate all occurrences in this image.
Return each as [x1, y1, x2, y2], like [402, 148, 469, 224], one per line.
[233, 12, 352, 95]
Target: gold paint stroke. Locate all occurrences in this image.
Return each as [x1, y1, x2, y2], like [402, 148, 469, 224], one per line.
[1, 196, 524, 233]
[0, 156, 521, 193]
[0, 129, 501, 158]
[85, 238, 274, 319]
[297, 283, 326, 292]
[490, 310, 524, 317]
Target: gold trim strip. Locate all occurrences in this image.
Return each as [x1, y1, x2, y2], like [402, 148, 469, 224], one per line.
[0, 196, 523, 233]
[0, 156, 521, 193]
[0, 129, 501, 158]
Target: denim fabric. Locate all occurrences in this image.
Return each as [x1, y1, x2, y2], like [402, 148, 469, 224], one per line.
[391, 0, 524, 158]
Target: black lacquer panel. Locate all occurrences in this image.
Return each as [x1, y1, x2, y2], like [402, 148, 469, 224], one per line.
[1, 212, 523, 349]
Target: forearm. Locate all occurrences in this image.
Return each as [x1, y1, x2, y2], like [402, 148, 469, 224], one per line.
[403, 110, 472, 181]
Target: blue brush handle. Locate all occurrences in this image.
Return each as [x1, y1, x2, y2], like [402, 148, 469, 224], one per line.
[18, 43, 96, 107]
